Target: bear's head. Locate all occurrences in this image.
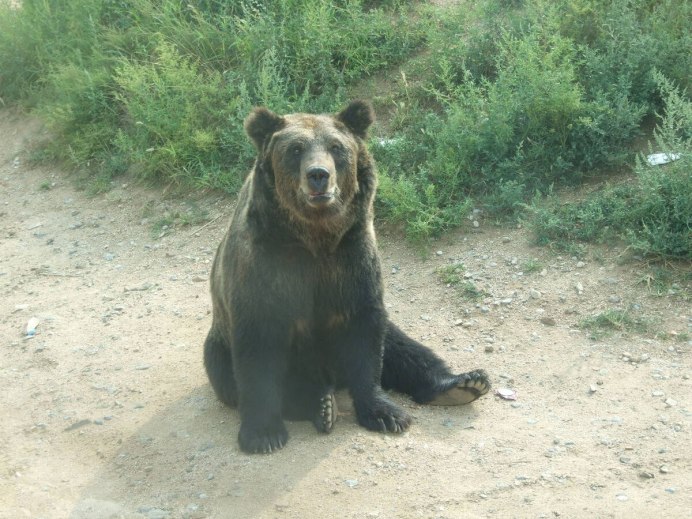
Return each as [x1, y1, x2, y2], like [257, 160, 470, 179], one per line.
[244, 100, 375, 224]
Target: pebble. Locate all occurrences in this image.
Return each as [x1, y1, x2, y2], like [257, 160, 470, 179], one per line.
[420, 314, 431, 321]
[436, 250, 443, 256]
[616, 494, 628, 502]
[659, 465, 670, 474]
[344, 479, 359, 488]
[576, 261, 586, 268]
[664, 398, 677, 407]
[574, 282, 584, 294]
[608, 295, 621, 303]
[484, 345, 494, 353]
[529, 289, 541, 299]
[540, 317, 556, 326]
[651, 390, 665, 397]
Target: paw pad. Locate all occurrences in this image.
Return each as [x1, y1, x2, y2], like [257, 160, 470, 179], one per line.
[429, 369, 491, 406]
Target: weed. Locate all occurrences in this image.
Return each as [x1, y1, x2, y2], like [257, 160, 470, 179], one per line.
[522, 259, 543, 274]
[579, 309, 648, 339]
[436, 264, 465, 286]
[460, 281, 488, 301]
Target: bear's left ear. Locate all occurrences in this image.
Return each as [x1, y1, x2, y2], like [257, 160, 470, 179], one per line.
[337, 100, 374, 139]
[244, 107, 286, 150]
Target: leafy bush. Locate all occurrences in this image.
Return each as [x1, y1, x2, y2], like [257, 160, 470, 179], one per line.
[529, 73, 691, 260]
[0, 0, 689, 252]
[0, 0, 421, 191]
[376, 21, 644, 236]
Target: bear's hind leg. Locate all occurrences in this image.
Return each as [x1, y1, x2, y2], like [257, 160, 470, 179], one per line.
[382, 321, 490, 405]
[203, 324, 238, 407]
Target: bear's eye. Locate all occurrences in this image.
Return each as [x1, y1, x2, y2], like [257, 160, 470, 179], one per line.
[290, 144, 303, 156]
[330, 142, 344, 154]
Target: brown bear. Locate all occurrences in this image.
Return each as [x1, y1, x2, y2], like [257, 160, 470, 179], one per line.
[203, 100, 490, 454]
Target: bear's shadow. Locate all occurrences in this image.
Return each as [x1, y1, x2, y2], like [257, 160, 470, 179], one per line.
[69, 385, 348, 518]
[70, 385, 482, 518]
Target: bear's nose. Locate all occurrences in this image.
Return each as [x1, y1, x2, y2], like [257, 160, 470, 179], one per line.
[306, 166, 331, 193]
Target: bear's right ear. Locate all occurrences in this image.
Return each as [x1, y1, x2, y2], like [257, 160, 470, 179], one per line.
[244, 107, 286, 150]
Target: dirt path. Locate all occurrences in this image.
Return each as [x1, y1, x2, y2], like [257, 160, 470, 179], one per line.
[1, 110, 690, 519]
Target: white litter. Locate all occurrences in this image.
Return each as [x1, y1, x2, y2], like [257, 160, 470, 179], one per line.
[646, 152, 681, 166]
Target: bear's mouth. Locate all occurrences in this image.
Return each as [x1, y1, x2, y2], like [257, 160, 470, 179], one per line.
[307, 191, 335, 206]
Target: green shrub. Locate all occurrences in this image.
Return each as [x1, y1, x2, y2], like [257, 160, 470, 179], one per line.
[376, 19, 644, 239]
[529, 73, 691, 260]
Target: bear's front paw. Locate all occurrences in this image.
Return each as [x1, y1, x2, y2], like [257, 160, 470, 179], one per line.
[238, 420, 288, 454]
[356, 397, 411, 434]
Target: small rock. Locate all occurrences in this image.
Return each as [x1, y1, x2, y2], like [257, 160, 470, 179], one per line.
[484, 345, 494, 353]
[576, 261, 586, 268]
[125, 282, 153, 292]
[344, 479, 359, 488]
[502, 236, 511, 243]
[540, 317, 556, 326]
[608, 295, 621, 303]
[436, 250, 443, 256]
[659, 465, 670, 474]
[664, 398, 677, 407]
[472, 220, 479, 228]
[420, 314, 431, 321]
[192, 275, 207, 283]
[639, 471, 655, 479]
[651, 390, 665, 397]
[529, 289, 541, 299]
[453, 319, 464, 327]
[616, 494, 628, 502]
[589, 385, 598, 393]
[575, 282, 584, 294]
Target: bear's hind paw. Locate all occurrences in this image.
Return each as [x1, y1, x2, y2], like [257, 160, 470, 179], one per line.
[313, 391, 338, 434]
[429, 369, 491, 406]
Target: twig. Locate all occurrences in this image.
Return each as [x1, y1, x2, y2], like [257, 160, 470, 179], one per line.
[37, 269, 83, 278]
[190, 213, 225, 236]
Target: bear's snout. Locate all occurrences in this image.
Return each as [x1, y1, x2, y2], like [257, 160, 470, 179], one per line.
[306, 165, 331, 194]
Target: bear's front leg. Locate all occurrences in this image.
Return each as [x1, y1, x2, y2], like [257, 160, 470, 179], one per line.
[233, 325, 290, 454]
[336, 310, 412, 433]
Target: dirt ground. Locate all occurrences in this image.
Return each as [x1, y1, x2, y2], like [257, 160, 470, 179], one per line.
[1, 110, 690, 519]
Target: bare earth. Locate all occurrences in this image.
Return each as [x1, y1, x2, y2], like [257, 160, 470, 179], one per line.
[1, 111, 690, 519]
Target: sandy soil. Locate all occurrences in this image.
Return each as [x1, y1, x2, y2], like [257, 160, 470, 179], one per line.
[1, 110, 690, 519]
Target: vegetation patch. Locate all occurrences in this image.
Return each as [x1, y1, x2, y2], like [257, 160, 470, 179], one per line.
[0, 0, 689, 260]
[579, 309, 650, 340]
